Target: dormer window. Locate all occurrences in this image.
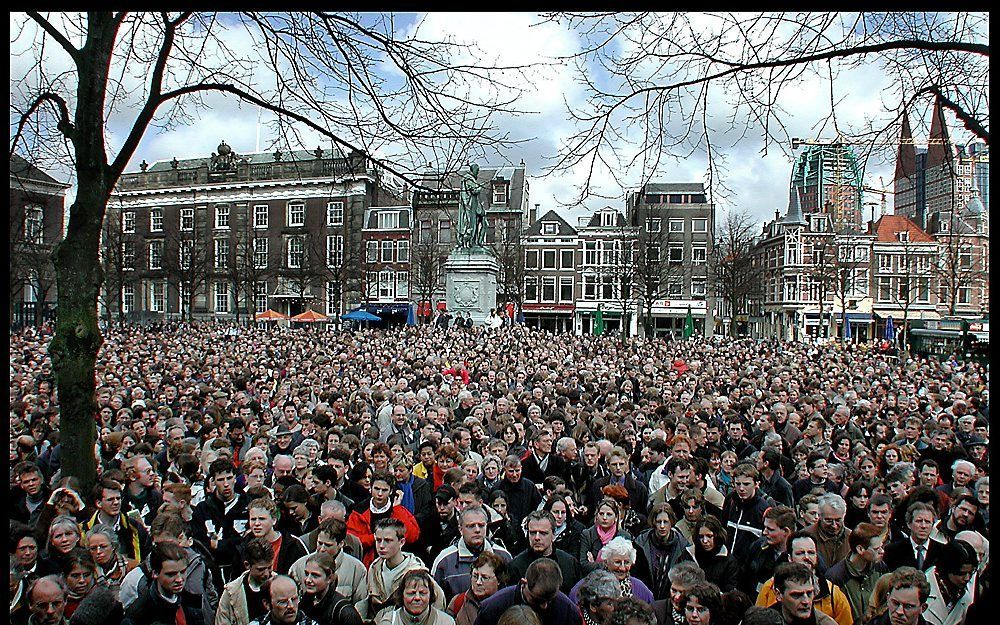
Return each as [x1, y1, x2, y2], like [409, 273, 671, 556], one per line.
[541, 222, 558, 235]
[897, 231, 910, 243]
[600, 212, 616, 227]
[493, 183, 508, 204]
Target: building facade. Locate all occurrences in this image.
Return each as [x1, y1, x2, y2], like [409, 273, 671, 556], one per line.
[790, 142, 865, 230]
[522, 209, 577, 332]
[107, 142, 405, 322]
[10, 155, 68, 327]
[625, 183, 716, 337]
[360, 205, 412, 323]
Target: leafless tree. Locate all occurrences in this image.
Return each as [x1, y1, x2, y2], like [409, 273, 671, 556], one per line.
[10, 11, 531, 490]
[488, 216, 527, 310]
[601, 221, 638, 337]
[410, 240, 445, 323]
[162, 212, 213, 322]
[709, 209, 760, 336]
[542, 12, 988, 202]
[284, 233, 332, 314]
[98, 208, 135, 325]
[633, 225, 678, 338]
[886, 239, 935, 348]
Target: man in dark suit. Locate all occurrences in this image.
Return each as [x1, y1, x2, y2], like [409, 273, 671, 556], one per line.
[587, 446, 649, 519]
[520, 426, 555, 484]
[882, 501, 944, 571]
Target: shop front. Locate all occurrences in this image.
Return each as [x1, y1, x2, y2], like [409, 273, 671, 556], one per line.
[522, 303, 575, 333]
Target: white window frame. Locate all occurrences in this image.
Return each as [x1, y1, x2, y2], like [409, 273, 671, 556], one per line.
[123, 210, 136, 234]
[150, 208, 163, 232]
[646, 244, 660, 263]
[692, 246, 707, 265]
[148, 240, 163, 270]
[560, 249, 574, 269]
[559, 277, 573, 303]
[179, 240, 193, 270]
[691, 279, 707, 297]
[254, 204, 269, 229]
[381, 240, 394, 263]
[256, 282, 269, 314]
[123, 241, 136, 270]
[524, 276, 538, 302]
[287, 202, 305, 227]
[122, 284, 135, 314]
[692, 218, 708, 233]
[214, 282, 230, 313]
[24, 206, 44, 243]
[542, 249, 557, 269]
[215, 205, 230, 230]
[542, 222, 558, 235]
[378, 211, 400, 230]
[180, 208, 194, 231]
[214, 238, 229, 270]
[325, 281, 338, 316]
[526, 249, 539, 269]
[326, 235, 343, 267]
[583, 274, 597, 300]
[397, 240, 409, 263]
[366, 241, 378, 264]
[667, 280, 683, 297]
[327, 201, 344, 227]
[395, 271, 408, 299]
[668, 245, 683, 264]
[288, 237, 304, 269]
[149, 281, 166, 313]
[254, 238, 269, 269]
[646, 217, 661, 232]
[668, 218, 684, 233]
[541, 277, 556, 302]
[493, 184, 508, 205]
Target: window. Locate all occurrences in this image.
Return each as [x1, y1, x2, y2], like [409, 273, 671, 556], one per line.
[365, 272, 379, 299]
[254, 238, 269, 269]
[692, 246, 707, 265]
[287, 203, 305, 227]
[149, 282, 167, 313]
[561, 249, 574, 269]
[123, 210, 136, 233]
[691, 279, 706, 297]
[855, 247, 869, 262]
[584, 242, 598, 265]
[215, 205, 230, 229]
[915, 256, 931, 273]
[600, 275, 615, 300]
[215, 282, 229, 313]
[148, 241, 163, 269]
[381, 240, 394, 263]
[897, 231, 909, 243]
[325, 281, 338, 316]
[959, 246, 973, 269]
[254, 204, 269, 229]
[327, 202, 344, 226]
[123, 241, 136, 269]
[669, 245, 683, 264]
[692, 218, 708, 233]
[525, 277, 538, 301]
[419, 220, 432, 244]
[541, 277, 556, 302]
[287, 237, 304, 268]
[214, 239, 229, 270]
[366, 241, 378, 263]
[150, 208, 163, 232]
[379, 271, 393, 299]
[877, 277, 892, 301]
[493, 184, 508, 205]
[439, 220, 451, 244]
[668, 280, 682, 297]
[646, 245, 660, 263]
[256, 282, 269, 314]
[878, 254, 893, 272]
[668, 218, 684, 233]
[783, 277, 798, 301]
[583, 274, 597, 300]
[326, 235, 342, 267]
[542, 250, 556, 269]
[397, 240, 409, 263]
[179, 240, 193, 269]
[939, 219, 950, 233]
[850, 269, 868, 297]
[24, 206, 44, 243]
[378, 211, 400, 230]
[958, 286, 971, 304]
[916, 278, 930, 302]
[542, 222, 558, 235]
[560, 277, 573, 302]
[646, 218, 661, 232]
[180, 208, 194, 231]
[525, 250, 539, 269]
[395, 271, 408, 299]
[122, 284, 135, 314]
[600, 212, 616, 227]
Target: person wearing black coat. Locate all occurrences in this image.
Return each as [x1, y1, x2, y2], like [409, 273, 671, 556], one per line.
[495, 459, 542, 529]
[122, 543, 207, 625]
[690, 516, 739, 592]
[632, 512, 693, 601]
[586, 451, 649, 522]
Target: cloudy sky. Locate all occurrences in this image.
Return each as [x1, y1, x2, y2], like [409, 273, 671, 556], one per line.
[12, 12, 983, 230]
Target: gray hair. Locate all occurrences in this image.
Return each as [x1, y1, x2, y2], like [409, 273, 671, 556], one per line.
[459, 506, 490, 525]
[320, 499, 346, 517]
[599, 536, 637, 564]
[576, 569, 622, 611]
[975, 476, 989, 491]
[48, 515, 82, 543]
[817, 493, 847, 515]
[85, 524, 122, 554]
[952, 459, 976, 474]
[555, 437, 577, 453]
[667, 561, 706, 587]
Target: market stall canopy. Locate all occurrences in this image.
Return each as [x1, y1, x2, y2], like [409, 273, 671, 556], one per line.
[342, 309, 381, 322]
[291, 309, 328, 322]
[255, 309, 289, 321]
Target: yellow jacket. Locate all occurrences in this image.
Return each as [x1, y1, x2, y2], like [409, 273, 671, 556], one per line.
[757, 577, 854, 625]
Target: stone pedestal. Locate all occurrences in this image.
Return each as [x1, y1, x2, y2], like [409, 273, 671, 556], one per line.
[445, 249, 499, 326]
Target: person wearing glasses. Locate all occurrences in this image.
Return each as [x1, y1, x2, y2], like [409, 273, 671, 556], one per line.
[474, 558, 583, 625]
[448, 552, 509, 625]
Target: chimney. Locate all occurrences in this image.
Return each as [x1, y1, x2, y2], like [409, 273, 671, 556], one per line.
[529, 203, 540, 225]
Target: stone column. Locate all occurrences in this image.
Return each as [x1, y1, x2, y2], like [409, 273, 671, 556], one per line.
[444, 249, 500, 326]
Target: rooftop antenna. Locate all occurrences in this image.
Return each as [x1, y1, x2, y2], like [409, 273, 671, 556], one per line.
[255, 107, 262, 153]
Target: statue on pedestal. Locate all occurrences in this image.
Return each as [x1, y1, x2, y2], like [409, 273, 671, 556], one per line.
[457, 163, 486, 250]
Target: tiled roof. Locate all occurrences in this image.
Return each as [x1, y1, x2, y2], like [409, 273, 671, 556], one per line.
[525, 209, 577, 236]
[871, 215, 934, 242]
[10, 154, 65, 186]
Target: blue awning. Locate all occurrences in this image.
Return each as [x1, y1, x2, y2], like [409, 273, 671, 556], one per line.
[844, 313, 872, 322]
[364, 303, 409, 315]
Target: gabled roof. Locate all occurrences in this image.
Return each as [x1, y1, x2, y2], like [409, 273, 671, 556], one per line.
[525, 209, 577, 236]
[582, 207, 627, 228]
[870, 215, 934, 243]
[10, 154, 66, 186]
[894, 111, 916, 181]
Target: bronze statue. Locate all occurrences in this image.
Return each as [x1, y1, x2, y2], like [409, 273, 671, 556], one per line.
[457, 163, 486, 249]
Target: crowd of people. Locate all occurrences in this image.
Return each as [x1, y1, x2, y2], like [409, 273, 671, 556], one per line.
[9, 320, 990, 625]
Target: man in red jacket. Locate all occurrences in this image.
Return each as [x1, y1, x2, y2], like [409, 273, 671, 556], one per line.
[346, 470, 420, 566]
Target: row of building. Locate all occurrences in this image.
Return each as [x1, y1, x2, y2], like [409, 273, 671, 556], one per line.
[9, 99, 989, 339]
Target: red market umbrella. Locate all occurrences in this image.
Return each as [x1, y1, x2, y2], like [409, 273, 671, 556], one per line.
[291, 309, 328, 323]
[255, 309, 288, 321]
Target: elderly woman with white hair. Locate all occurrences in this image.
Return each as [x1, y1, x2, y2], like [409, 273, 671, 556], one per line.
[574, 569, 623, 625]
[570, 537, 655, 605]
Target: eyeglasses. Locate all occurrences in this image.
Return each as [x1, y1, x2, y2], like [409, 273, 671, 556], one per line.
[471, 572, 496, 582]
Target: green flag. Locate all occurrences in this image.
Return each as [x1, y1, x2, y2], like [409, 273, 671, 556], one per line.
[683, 306, 694, 338]
[594, 307, 605, 336]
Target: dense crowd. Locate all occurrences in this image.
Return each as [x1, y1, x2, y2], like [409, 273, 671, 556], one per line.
[9, 321, 990, 625]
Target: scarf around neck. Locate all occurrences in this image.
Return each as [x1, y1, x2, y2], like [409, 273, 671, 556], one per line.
[596, 524, 617, 545]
